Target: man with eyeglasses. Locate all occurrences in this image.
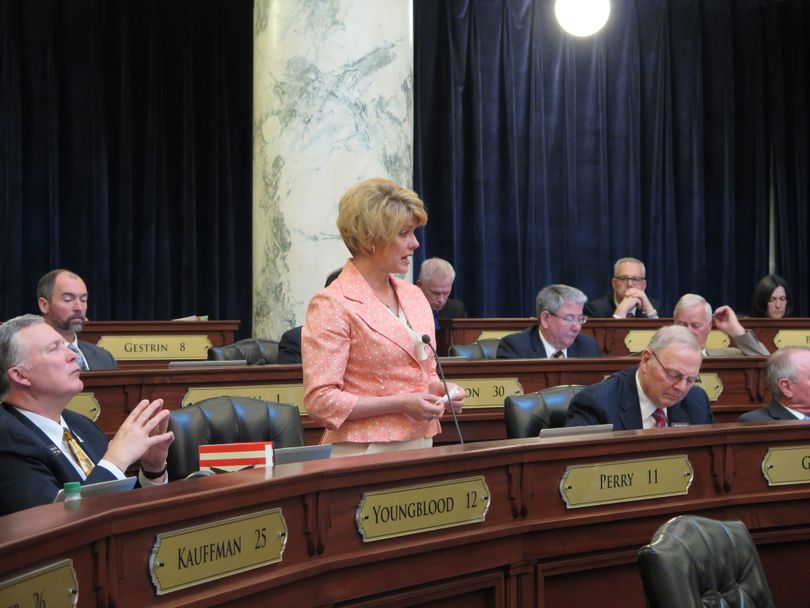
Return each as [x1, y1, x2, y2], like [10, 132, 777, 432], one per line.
[738, 348, 810, 422]
[565, 325, 713, 429]
[496, 284, 601, 359]
[673, 294, 769, 356]
[584, 257, 660, 319]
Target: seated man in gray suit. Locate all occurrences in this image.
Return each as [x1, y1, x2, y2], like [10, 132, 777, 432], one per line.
[673, 294, 769, 356]
[566, 325, 714, 429]
[37, 269, 117, 370]
[497, 284, 601, 359]
[739, 347, 810, 422]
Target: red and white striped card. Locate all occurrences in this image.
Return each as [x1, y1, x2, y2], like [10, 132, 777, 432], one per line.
[198, 441, 274, 472]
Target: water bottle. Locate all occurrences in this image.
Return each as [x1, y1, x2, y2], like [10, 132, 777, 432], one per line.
[64, 481, 82, 510]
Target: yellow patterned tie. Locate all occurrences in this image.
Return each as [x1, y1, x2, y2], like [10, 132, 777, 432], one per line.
[63, 428, 95, 477]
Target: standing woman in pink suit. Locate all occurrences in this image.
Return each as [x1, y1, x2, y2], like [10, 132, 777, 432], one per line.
[302, 178, 464, 457]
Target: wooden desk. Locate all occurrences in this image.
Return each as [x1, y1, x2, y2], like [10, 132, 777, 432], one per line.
[2, 424, 809, 607]
[74, 357, 769, 446]
[77, 320, 240, 366]
[437, 317, 810, 356]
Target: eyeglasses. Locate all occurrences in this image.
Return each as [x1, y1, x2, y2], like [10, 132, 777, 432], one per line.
[650, 350, 699, 386]
[613, 275, 646, 284]
[548, 312, 588, 325]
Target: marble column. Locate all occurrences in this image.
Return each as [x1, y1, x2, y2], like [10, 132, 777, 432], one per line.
[252, 0, 414, 340]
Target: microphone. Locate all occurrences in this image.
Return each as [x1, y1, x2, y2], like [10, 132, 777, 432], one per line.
[421, 335, 464, 444]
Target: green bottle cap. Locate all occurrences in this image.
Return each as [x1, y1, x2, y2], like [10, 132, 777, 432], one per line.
[64, 482, 81, 493]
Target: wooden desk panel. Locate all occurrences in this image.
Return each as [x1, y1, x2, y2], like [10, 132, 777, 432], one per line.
[2, 425, 810, 607]
[76, 357, 770, 446]
[438, 317, 810, 356]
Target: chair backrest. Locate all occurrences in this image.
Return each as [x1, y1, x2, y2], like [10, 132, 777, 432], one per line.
[503, 385, 584, 438]
[638, 515, 774, 608]
[448, 342, 485, 360]
[208, 338, 279, 364]
[477, 338, 501, 360]
[167, 396, 304, 480]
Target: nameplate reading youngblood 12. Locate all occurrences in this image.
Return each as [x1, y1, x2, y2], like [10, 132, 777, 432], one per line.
[97, 335, 212, 360]
[445, 378, 523, 408]
[560, 455, 693, 509]
[356, 477, 490, 542]
[182, 385, 306, 412]
[761, 446, 810, 486]
[149, 509, 287, 595]
[0, 559, 78, 608]
[65, 392, 101, 421]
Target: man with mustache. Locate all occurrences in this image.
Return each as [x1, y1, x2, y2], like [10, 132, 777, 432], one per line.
[37, 269, 117, 370]
[565, 325, 713, 429]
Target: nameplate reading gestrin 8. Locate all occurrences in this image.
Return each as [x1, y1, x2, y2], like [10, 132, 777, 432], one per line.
[356, 477, 490, 542]
[445, 378, 523, 408]
[0, 559, 78, 608]
[97, 335, 212, 360]
[182, 385, 306, 412]
[560, 455, 693, 509]
[761, 446, 810, 486]
[149, 509, 287, 595]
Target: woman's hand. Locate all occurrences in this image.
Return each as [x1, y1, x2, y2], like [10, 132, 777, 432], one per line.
[399, 393, 445, 421]
[428, 381, 465, 414]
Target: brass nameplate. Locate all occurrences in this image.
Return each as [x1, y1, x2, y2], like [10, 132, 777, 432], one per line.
[356, 476, 490, 542]
[761, 446, 810, 486]
[560, 455, 693, 509]
[705, 331, 731, 349]
[97, 335, 212, 361]
[695, 373, 722, 402]
[149, 508, 287, 595]
[65, 392, 101, 421]
[624, 330, 655, 353]
[445, 378, 523, 408]
[0, 559, 78, 608]
[773, 330, 810, 349]
[182, 385, 306, 413]
[477, 330, 519, 341]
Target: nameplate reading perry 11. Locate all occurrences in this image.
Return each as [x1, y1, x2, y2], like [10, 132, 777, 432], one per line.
[761, 446, 810, 486]
[356, 477, 490, 542]
[97, 335, 212, 360]
[0, 559, 78, 608]
[560, 455, 693, 509]
[149, 509, 287, 595]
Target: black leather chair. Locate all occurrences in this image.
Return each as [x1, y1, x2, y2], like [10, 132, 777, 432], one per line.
[448, 339, 501, 360]
[208, 338, 279, 364]
[167, 396, 305, 480]
[504, 385, 584, 438]
[638, 515, 774, 608]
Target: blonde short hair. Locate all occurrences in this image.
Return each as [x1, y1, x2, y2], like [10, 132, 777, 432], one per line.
[336, 178, 428, 255]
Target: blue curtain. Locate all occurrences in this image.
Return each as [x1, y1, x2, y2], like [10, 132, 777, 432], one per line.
[414, 0, 805, 317]
[0, 0, 253, 334]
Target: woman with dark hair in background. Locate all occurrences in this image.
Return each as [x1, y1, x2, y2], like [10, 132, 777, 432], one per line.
[752, 274, 790, 318]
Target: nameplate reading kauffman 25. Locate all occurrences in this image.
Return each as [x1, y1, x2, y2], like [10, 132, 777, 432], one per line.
[356, 477, 490, 542]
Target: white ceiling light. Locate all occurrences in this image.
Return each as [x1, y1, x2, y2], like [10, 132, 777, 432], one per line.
[555, 0, 611, 37]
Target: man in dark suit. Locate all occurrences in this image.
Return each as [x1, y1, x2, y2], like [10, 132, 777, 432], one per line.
[37, 269, 117, 370]
[416, 257, 467, 328]
[497, 284, 601, 359]
[0, 314, 174, 515]
[566, 325, 713, 429]
[584, 257, 660, 318]
[739, 347, 810, 422]
[278, 268, 343, 364]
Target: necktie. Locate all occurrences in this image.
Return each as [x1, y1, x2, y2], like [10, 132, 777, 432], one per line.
[652, 408, 668, 428]
[66, 343, 88, 371]
[552, 350, 565, 358]
[63, 428, 95, 476]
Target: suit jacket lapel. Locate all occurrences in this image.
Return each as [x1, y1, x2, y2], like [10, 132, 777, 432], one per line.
[768, 401, 799, 420]
[666, 404, 690, 425]
[529, 326, 548, 358]
[339, 261, 421, 365]
[617, 369, 644, 430]
[3, 404, 82, 480]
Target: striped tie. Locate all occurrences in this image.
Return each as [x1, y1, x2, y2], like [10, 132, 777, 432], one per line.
[63, 428, 95, 476]
[66, 343, 89, 371]
[652, 408, 668, 428]
[552, 350, 564, 358]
